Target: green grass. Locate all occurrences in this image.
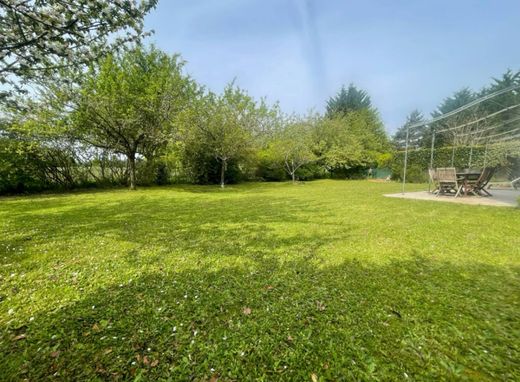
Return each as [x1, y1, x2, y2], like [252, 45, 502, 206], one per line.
[1, 180, 519, 381]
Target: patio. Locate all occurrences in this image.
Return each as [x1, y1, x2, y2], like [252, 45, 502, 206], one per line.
[385, 188, 519, 207]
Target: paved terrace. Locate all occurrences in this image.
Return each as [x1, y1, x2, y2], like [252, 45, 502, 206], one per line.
[384, 189, 520, 207]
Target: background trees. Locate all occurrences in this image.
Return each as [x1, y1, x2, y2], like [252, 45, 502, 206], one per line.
[1, 34, 518, 195]
[321, 84, 390, 178]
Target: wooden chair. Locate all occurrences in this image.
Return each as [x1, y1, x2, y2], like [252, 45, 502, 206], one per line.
[474, 167, 495, 196]
[428, 168, 439, 194]
[511, 176, 520, 190]
[436, 167, 462, 197]
[460, 170, 482, 196]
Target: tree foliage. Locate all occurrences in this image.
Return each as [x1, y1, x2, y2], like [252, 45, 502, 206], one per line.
[270, 118, 317, 182]
[326, 83, 373, 117]
[421, 70, 520, 148]
[392, 110, 425, 149]
[0, 0, 157, 104]
[71, 46, 195, 189]
[177, 84, 274, 187]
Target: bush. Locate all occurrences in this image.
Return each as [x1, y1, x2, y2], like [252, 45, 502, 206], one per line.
[0, 139, 46, 194]
[255, 157, 287, 181]
[295, 162, 324, 181]
[404, 164, 427, 183]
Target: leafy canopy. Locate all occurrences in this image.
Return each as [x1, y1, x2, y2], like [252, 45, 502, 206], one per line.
[72, 46, 195, 189]
[0, 0, 157, 103]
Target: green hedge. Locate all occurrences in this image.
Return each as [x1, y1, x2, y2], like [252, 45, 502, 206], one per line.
[391, 142, 520, 181]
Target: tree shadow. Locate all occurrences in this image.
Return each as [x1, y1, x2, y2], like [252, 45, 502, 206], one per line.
[1, 256, 518, 381]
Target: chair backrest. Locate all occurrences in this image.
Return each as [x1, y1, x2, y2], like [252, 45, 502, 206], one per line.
[428, 168, 437, 182]
[436, 167, 457, 183]
[478, 167, 495, 186]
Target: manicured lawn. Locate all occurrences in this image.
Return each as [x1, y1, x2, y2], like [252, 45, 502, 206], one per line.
[1, 180, 519, 381]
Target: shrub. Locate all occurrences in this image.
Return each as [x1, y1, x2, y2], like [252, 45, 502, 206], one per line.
[255, 157, 287, 181]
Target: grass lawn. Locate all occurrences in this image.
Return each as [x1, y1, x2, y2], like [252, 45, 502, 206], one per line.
[1, 180, 519, 381]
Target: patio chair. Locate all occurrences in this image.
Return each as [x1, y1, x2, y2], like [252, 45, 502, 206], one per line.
[436, 167, 462, 197]
[428, 168, 439, 194]
[512, 176, 520, 190]
[459, 169, 482, 196]
[474, 167, 495, 196]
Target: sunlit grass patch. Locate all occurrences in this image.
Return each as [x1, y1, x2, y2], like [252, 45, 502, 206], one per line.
[1, 180, 519, 380]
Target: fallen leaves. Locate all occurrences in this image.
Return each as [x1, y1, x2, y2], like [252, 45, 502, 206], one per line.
[242, 307, 252, 315]
[316, 301, 326, 311]
[11, 334, 26, 341]
[311, 372, 318, 382]
[136, 354, 159, 368]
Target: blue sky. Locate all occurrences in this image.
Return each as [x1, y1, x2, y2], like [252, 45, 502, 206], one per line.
[144, 0, 520, 133]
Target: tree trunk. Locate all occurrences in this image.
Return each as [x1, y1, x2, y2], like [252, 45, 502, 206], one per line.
[291, 171, 296, 183]
[220, 158, 226, 188]
[100, 151, 106, 180]
[128, 153, 136, 190]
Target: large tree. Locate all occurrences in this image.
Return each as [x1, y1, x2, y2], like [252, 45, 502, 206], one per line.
[314, 111, 389, 176]
[0, 0, 157, 104]
[72, 47, 195, 189]
[326, 83, 373, 117]
[428, 88, 479, 147]
[477, 69, 520, 136]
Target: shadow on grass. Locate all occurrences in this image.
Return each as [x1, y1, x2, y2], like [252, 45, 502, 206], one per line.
[2, 256, 519, 381]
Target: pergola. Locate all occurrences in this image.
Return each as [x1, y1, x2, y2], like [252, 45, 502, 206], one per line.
[400, 84, 520, 193]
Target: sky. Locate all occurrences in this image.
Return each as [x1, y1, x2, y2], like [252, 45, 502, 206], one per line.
[144, 0, 520, 133]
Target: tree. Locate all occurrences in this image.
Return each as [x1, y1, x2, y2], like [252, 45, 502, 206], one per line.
[326, 83, 373, 117]
[430, 88, 478, 147]
[0, 0, 157, 104]
[181, 84, 266, 188]
[273, 119, 316, 183]
[393, 109, 425, 149]
[313, 111, 389, 177]
[478, 69, 520, 135]
[71, 47, 195, 189]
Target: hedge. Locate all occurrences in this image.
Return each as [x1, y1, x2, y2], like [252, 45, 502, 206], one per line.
[391, 141, 520, 182]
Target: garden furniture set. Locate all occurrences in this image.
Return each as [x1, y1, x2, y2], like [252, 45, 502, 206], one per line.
[429, 167, 495, 197]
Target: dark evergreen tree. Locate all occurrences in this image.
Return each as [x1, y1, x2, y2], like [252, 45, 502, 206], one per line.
[326, 83, 372, 117]
[393, 110, 425, 149]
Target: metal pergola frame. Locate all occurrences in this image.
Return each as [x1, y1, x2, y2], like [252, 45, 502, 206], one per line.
[400, 84, 520, 193]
